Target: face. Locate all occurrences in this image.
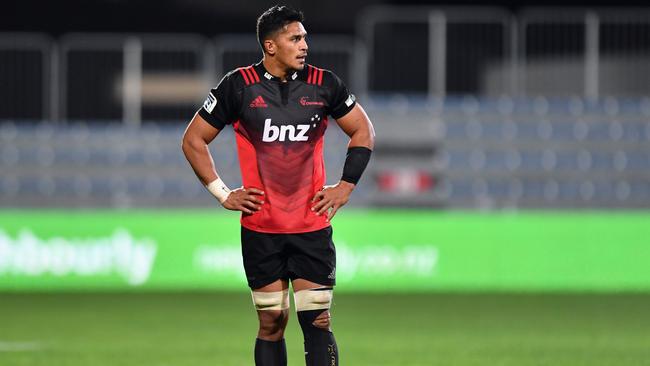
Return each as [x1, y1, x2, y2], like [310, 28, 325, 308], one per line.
[267, 21, 308, 71]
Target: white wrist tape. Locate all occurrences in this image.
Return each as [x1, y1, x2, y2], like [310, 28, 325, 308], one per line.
[206, 177, 232, 204]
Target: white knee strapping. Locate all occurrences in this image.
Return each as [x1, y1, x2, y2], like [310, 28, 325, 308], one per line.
[251, 289, 290, 311]
[294, 288, 333, 312]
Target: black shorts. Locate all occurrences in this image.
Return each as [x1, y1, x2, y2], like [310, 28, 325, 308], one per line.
[241, 226, 336, 289]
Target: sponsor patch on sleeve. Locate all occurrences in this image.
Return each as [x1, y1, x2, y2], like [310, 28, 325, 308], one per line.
[344, 94, 356, 107]
[203, 93, 217, 113]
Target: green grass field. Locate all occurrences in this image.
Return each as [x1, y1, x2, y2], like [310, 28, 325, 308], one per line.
[1, 293, 649, 366]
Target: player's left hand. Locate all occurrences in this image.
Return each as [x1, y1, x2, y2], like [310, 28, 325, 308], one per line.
[311, 181, 355, 221]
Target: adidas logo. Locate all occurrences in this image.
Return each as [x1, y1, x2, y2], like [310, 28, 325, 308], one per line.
[250, 95, 268, 108]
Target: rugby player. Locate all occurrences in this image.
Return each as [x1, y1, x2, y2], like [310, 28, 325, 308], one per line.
[182, 5, 374, 366]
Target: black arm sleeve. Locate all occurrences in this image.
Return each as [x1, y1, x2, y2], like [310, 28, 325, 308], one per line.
[341, 146, 372, 185]
[197, 72, 241, 130]
[326, 71, 356, 119]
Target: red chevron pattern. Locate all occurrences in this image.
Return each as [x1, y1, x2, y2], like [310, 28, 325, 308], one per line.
[234, 126, 329, 233]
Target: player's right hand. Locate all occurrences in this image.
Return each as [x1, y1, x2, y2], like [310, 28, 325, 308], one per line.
[222, 187, 264, 214]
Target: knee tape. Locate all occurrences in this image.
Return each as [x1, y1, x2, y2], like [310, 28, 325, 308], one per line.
[251, 289, 290, 311]
[293, 287, 333, 312]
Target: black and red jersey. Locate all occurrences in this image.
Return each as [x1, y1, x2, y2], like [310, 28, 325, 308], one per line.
[198, 61, 357, 233]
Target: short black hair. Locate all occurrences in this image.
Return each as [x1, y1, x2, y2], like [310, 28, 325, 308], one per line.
[256, 5, 304, 52]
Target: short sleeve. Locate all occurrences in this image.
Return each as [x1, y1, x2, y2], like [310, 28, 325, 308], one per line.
[197, 73, 241, 130]
[327, 72, 356, 120]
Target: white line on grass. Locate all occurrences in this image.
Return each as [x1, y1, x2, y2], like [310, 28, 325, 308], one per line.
[0, 341, 43, 352]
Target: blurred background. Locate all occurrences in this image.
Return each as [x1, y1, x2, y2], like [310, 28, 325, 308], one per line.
[3, 2, 650, 210]
[1, 1, 650, 364]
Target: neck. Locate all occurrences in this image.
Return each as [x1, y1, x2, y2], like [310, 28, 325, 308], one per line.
[262, 56, 290, 81]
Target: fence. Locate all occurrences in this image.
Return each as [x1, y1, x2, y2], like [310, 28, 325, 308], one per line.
[0, 34, 54, 121]
[359, 6, 650, 96]
[3, 8, 650, 121]
[0, 33, 357, 123]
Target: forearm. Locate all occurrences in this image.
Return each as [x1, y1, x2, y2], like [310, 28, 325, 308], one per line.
[182, 137, 219, 186]
[340, 126, 374, 186]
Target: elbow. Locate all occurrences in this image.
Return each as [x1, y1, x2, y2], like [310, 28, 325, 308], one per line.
[181, 132, 191, 154]
[350, 130, 374, 151]
[349, 125, 375, 151]
[363, 122, 376, 150]
[181, 131, 201, 156]
[367, 128, 375, 150]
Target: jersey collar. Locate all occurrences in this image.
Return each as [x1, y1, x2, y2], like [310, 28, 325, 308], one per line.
[255, 61, 299, 82]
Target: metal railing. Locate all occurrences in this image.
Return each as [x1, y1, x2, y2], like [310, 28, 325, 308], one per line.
[3, 8, 650, 122]
[358, 6, 650, 97]
[58, 33, 213, 125]
[0, 33, 358, 123]
[0, 33, 54, 121]
[357, 6, 514, 97]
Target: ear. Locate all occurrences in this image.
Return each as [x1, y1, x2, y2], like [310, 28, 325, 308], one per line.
[264, 40, 275, 55]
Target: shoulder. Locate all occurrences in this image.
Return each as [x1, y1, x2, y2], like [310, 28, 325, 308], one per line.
[219, 65, 262, 90]
[320, 68, 345, 90]
[299, 64, 344, 89]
